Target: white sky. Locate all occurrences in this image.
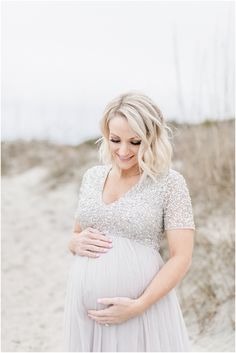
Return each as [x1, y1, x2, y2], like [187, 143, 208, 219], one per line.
[2, 1, 234, 144]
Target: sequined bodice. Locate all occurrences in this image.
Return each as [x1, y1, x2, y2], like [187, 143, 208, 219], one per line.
[74, 164, 195, 252]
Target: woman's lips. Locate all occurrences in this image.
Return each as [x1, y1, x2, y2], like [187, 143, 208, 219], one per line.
[117, 154, 134, 161]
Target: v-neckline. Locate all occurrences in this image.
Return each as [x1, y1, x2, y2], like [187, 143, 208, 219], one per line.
[100, 165, 143, 207]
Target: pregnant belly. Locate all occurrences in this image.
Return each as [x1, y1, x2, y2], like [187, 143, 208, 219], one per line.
[68, 236, 164, 311]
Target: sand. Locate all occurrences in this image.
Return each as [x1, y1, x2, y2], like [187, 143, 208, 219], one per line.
[2, 167, 76, 351]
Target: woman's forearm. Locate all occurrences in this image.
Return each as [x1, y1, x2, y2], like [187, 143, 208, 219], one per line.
[68, 232, 81, 255]
[135, 255, 192, 314]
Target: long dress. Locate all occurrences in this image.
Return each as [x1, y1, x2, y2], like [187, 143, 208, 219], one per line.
[64, 164, 196, 352]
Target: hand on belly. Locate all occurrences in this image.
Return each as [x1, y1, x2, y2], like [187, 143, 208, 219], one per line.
[87, 296, 140, 325]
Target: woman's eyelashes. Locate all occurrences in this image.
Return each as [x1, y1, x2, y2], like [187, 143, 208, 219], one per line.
[109, 139, 141, 146]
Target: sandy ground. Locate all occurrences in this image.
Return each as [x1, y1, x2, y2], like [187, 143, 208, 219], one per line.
[2, 162, 235, 352]
[2, 167, 75, 351]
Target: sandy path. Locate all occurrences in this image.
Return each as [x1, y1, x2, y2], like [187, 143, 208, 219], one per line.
[2, 167, 76, 351]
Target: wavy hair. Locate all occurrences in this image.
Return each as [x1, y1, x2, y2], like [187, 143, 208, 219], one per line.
[95, 91, 174, 184]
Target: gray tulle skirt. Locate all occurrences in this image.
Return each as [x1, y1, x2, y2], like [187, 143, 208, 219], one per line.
[63, 236, 191, 352]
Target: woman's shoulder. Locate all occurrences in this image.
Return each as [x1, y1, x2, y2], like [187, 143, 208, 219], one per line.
[164, 168, 192, 197]
[82, 164, 110, 180]
[161, 167, 190, 191]
[167, 168, 186, 181]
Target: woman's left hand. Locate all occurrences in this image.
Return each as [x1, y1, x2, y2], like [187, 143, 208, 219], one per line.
[87, 297, 141, 325]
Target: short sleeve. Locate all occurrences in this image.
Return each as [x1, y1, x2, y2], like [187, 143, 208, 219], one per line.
[163, 170, 195, 231]
[74, 169, 90, 221]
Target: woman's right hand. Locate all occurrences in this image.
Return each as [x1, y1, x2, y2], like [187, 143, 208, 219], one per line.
[68, 227, 113, 258]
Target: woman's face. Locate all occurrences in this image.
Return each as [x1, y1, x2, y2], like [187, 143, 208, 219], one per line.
[108, 116, 141, 172]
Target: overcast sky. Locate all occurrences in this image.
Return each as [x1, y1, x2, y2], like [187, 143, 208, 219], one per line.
[2, 1, 234, 144]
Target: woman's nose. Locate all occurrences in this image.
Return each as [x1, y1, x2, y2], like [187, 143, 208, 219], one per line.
[118, 143, 130, 156]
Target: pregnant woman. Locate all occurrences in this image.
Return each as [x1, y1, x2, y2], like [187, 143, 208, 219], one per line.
[64, 92, 195, 352]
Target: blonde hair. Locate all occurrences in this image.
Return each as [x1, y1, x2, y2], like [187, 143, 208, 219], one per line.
[95, 91, 173, 184]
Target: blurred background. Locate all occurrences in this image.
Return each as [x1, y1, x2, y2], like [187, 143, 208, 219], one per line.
[1, 1, 235, 352]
